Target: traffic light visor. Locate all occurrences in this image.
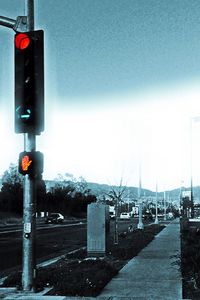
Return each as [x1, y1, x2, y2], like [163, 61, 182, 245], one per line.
[15, 33, 30, 50]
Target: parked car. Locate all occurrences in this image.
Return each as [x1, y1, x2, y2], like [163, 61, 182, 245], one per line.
[45, 213, 64, 224]
[167, 212, 174, 219]
[120, 212, 131, 220]
[157, 213, 164, 217]
[142, 212, 153, 220]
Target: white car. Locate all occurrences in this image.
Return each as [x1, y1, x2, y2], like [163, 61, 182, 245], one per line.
[167, 212, 174, 219]
[45, 213, 64, 224]
[120, 212, 131, 220]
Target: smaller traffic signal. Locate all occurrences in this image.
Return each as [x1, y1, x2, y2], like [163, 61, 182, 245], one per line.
[18, 151, 43, 177]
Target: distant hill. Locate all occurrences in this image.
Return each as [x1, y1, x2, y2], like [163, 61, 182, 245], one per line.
[44, 180, 200, 203]
[1, 176, 199, 202]
[87, 182, 155, 200]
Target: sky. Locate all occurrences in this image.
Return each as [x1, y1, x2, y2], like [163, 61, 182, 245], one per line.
[1, 0, 200, 191]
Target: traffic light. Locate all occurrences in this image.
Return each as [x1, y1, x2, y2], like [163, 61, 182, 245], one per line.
[15, 30, 44, 134]
[18, 151, 44, 177]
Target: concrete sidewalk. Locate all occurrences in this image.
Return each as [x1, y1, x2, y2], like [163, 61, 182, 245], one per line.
[0, 219, 183, 299]
[99, 218, 182, 299]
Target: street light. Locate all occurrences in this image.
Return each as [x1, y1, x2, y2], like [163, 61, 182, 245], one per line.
[137, 164, 144, 229]
[189, 116, 200, 218]
[154, 182, 159, 224]
[164, 190, 167, 221]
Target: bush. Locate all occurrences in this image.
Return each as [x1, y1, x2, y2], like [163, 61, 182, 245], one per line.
[47, 259, 118, 296]
[181, 218, 200, 299]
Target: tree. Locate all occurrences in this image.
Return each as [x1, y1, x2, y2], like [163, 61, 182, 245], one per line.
[75, 176, 91, 195]
[0, 163, 23, 214]
[36, 178, 47, 212]
[51, 173, 96, 216]
[1, 163, 23, 185]
[54, 173, 76, 192]
[107, 178, 128, 213]
[54, 174, 91, 196]
[106, 178, 128, 244]
[0, 163, 47, 215]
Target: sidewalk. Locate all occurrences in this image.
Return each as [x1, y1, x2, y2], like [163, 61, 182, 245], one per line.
[0, 219, 183, 300]
[99, 218, 182, 299]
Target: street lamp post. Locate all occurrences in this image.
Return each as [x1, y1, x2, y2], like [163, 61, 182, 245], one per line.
[189, 116, 200, 218]
[137, 164, 144, 230]
[190, 118, 194, 218]
[114, 197, 119, 245]
[179, 182, 183, 217]
[164, 190, 167, 221]
[154, 182, 159, 224]
[190, 176, 194, 218]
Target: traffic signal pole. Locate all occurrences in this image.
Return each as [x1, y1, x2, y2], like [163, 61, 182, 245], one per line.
[22, 0, 36, 291]
[22, 135, 36, 291]
[0, 0, 44, 292]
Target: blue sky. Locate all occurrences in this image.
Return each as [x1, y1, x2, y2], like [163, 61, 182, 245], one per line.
[40, 0, 200, 100]
[1, 1, 200, 191]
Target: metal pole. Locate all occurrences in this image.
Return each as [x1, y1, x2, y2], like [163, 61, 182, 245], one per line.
[191, 176, 194, 218]
[154, 182, 159, 224]
[114, 198, 118, 244]
[179, 184, 182, 217]
[137, 164, 144, 229]
[26, 0, 34, 30]
[0, 16, 15, 29]
[22, 0, 36, 292]
[164, 191, 167, 221]
[190, 118, 194, 218]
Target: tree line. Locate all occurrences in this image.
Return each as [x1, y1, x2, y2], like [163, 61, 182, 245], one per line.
[0, 164, 96, 217]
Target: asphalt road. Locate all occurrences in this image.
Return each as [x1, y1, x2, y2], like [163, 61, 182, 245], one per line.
[0, 220, 87, 275]
[0, 217, 148, 278]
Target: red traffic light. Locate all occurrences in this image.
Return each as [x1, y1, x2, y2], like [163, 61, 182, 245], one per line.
[15, 33, 30, 50]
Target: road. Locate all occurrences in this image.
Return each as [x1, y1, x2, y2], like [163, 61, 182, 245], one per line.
[0, 217, 149, 277]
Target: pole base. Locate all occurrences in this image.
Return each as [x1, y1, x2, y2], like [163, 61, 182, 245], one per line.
[154, 218, 159, 224]
[137, 222, 144, 230]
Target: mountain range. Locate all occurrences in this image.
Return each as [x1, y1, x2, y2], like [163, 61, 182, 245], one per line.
[45, 180, 200, 203]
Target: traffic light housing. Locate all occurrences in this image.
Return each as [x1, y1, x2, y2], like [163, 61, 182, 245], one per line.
[15, 30, 44, 134]
[18, 151, 44, 177]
